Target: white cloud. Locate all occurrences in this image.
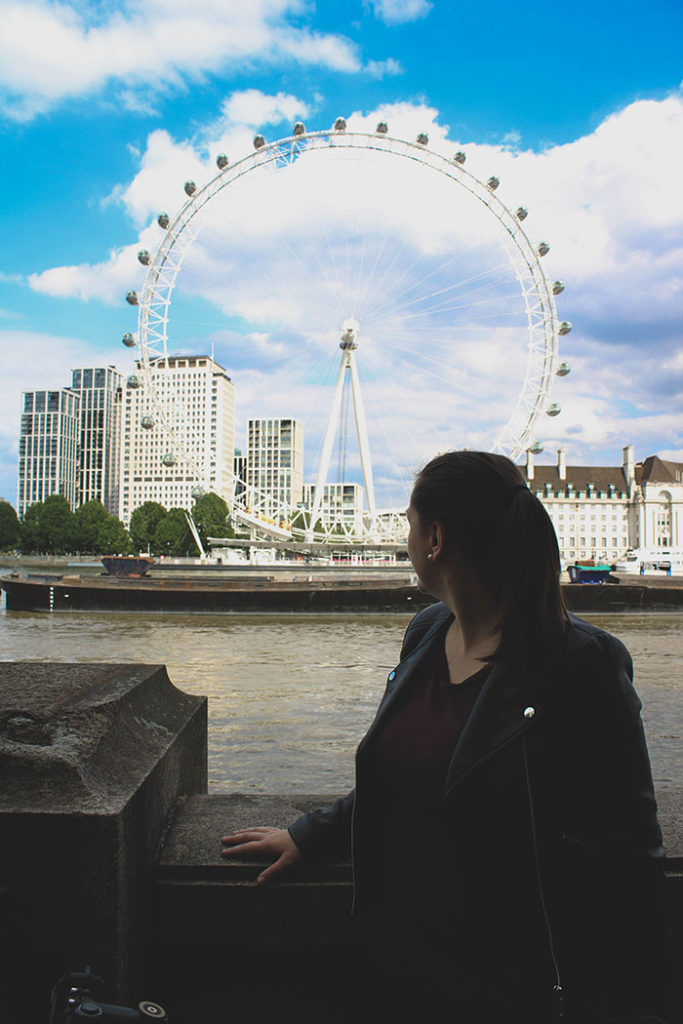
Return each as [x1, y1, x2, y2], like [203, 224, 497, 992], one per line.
[0, 0, 364, 120]
[20, 91, 683, 497]
[365, 57, 403, 78]
[220, 89, 310, 128]
[368, 0, 432, 26]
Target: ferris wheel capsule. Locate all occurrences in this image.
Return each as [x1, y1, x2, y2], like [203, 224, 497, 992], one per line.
[141, 415, 155, 430]
[191, 486, 204, 499]
[376, 122, 388, 134]
[552, 280, 565, 295]
[216, 154, 229, 169]
[556, 362, 571, 377]
[537, 242, 550, 257]
[546, 403, 562, 417]
[157, 212, 170, 229]
[516, 207, 528, 221]
[126, 291, 139, 306]
[416, 133, 429, 146]
[137, 250, 150, 266]
[528, 441, 544, 454]
[253, 134, 266, 149]
[333, 117, 347, 131]
[453, 152, 466, 164]
[293, 122, 306, 136]
[487, 176, 500, 191]
[122, 332, 136, 348]
[161, 452, 177, 466]
[184, 180, 197, 197]
[558, 320, 573, 335]
[126, 374, 140, 388]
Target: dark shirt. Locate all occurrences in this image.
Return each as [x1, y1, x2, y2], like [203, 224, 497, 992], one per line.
[367, 643, 489, 992]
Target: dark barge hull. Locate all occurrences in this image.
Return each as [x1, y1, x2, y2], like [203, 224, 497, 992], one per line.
[4, 574, 683, 614]
[0, 574, 434, 614]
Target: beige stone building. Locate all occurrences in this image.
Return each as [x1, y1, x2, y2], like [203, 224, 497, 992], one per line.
[525, 446, 683, 564]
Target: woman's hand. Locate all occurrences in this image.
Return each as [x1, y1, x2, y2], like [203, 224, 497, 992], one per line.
[220, 826, 302, 885]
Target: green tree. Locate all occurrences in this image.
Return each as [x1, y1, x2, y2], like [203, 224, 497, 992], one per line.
[0, 500, 20, 551]
[129, 501, 166, 553]
[19, 502, 42, 553]
[96, 516, 131, 554]
[73, 500, 109, 553]
[40, 494, 75, 553]
[19, 495, 75, 554]
[192, 492, 232, 548]
[153, 508, 197, 557]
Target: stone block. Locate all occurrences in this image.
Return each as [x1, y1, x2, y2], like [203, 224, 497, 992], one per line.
[0, 662, 207, 1023]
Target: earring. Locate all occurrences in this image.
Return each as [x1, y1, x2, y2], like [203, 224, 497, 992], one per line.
[427, 553, 434, 560]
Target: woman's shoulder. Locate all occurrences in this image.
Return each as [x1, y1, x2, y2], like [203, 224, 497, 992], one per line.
[555, 614, 640, 716]
[400, 601, 452, 657]
[564, 613, 631, 665]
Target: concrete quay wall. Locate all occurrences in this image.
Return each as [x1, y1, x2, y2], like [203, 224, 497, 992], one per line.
[0, 662, 680, 1024]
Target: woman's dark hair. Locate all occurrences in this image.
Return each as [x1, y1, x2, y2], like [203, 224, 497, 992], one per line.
[411, 450, 568, 670]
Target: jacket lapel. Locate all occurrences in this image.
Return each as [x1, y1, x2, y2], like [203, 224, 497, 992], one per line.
[358, 606, 452, 752]
[445, 660, 540, 794]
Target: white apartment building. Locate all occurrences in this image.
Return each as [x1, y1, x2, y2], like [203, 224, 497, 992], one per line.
[70, 366, 122, 514]
[246, 418, 304, 517]
[17, 388, 80, 516]
[301, 481, 365, 527]
[119, 355, 235, 525]
[525, 445, 683, 564]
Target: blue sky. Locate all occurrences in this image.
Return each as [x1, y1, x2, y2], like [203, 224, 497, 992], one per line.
[1, 0, 682, 507]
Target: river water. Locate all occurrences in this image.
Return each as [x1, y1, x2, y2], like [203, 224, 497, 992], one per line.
[1, 583, 681, 793]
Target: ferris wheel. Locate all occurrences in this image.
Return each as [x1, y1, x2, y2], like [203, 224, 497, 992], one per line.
[123, 118, 571, 542]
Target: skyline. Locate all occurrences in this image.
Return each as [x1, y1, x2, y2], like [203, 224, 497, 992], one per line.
[1, 0, 682, 507]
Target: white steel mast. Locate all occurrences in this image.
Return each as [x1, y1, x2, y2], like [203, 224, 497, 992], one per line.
[307, 319, 377, 540]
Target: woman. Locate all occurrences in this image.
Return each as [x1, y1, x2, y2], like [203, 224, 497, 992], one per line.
[221, 451, 667, 1023]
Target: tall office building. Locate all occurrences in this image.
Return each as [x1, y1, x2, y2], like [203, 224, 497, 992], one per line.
[17, 389, 80, 517]
[246, 418, 304, 517]
[119, 355, 235, 525]
[70, 366, 122, 514]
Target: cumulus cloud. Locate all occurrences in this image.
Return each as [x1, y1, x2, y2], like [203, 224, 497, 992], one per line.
[20, 90, 683, 501]
[0, 0, 364, 120]
[367, 0, 432, 26]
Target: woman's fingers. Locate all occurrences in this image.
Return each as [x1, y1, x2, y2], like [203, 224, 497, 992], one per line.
[221, 827, 278, 845]
[219, 826, 302, 884]
[256, 849, 298, 885]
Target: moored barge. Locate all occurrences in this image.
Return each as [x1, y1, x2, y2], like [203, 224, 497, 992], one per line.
[0, 570, 432, 614]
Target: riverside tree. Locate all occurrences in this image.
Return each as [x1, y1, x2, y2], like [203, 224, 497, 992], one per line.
[153, 507, 197, 557]
[129, 501, 166, 553]
[20, 495, 75, 554]
[192, 492, 233, 548]
[0, 500, 20, 551]
[73, 500, 131, 554]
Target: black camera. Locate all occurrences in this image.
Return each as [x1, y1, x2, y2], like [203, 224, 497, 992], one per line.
[49, 968, 167, 1022]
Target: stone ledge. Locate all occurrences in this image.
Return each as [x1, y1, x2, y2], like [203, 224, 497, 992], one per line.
[151, 788, 683, 952]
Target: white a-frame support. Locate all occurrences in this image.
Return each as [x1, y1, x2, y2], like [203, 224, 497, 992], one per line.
[308, 325, 377, 538]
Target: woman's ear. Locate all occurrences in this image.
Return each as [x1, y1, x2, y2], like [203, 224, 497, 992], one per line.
[430, 521, 445, 561]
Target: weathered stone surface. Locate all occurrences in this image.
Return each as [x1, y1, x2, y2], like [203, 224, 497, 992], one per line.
[0, 662, 207, 1023]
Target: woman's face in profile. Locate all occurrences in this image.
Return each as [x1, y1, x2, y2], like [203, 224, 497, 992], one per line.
[406, 502, 435, 593]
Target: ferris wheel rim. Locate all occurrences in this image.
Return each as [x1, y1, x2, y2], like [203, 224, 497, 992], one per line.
[133, 126, 563, 533]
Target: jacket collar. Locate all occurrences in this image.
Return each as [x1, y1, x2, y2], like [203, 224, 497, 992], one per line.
[359, 605, 541, 789]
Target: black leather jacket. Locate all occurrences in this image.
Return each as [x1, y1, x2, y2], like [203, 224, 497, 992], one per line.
[289, 605, 667, 1021]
